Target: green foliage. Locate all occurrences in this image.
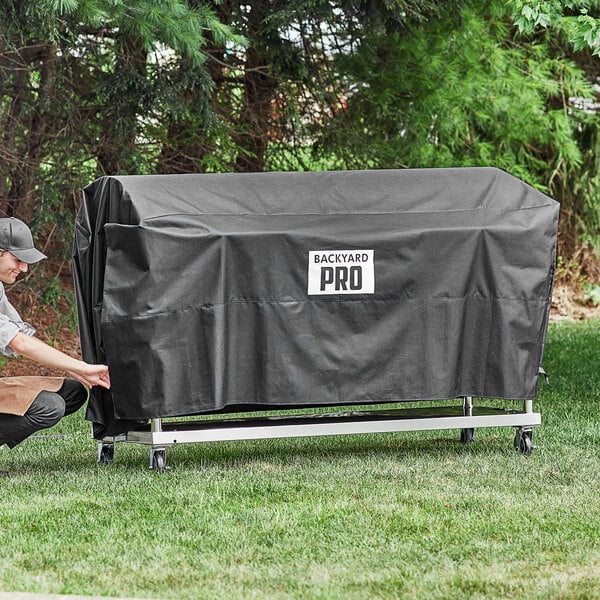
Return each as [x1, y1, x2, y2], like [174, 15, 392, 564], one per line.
[33, 0, 245, 64]
[567, 10, 600, 52]
[509, 0, 600, 55]
[0, 0, 242, 249]
[583, 284, 600, 304]
[321, 2, 588, 169]
[40, 276, 78, 333]
[174, 0, 447, 173]
[308, 0, 599, 250]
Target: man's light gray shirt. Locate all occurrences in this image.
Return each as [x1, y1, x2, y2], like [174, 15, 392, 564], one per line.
[0, 283, 35, 356]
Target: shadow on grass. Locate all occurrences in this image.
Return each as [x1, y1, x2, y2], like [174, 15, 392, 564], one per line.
[1, 427, 517, 477]
[149, 428, 516, 471]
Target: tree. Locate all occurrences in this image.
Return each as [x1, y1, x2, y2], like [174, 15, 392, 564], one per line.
[154, 0, 446, 174]
[0, 0, 239, 245]
[315, 0, 599, 266]
[0, 0, 597, 279]
[509, 0, 600, 259]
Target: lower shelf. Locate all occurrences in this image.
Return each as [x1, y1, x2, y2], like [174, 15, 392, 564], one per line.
[102, 404, 541, 447]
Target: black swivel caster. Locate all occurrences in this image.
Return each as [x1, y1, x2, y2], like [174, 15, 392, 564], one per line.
[97, 442, 114, 465]
[150, 448, 168, 473]
[514, 429, 534, 456]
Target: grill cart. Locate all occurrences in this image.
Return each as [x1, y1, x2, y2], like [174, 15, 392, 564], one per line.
[73, 168, 558, 471]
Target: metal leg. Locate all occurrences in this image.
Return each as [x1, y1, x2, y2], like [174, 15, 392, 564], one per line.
[460, 397, 475, 443]
[516, 400, 536, 453]
[149, 419, 167, 472]
[463, 396, 473, 416]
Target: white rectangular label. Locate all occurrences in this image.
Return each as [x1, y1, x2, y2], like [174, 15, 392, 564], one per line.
[308, 250, 374, 295]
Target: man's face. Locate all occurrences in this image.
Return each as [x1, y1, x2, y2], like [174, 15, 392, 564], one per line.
[0, 251, 28, 284]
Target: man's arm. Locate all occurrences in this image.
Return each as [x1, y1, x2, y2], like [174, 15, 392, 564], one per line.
[8, 332, 111, 389]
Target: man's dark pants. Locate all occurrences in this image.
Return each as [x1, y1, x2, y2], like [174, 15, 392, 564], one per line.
[0, 379, 87, 448]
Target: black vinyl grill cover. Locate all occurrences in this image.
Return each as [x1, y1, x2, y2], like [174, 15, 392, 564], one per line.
[72, 168, 559, 438]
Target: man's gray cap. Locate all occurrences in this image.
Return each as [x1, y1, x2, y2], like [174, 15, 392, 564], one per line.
[0, 217, 47, 264]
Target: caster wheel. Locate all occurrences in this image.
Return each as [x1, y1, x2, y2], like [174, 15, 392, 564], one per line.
[97, 443, 114, 465]
[460, 428, 475, 444]
[151, 448, 167, 473]
[514, 429, 534, 456]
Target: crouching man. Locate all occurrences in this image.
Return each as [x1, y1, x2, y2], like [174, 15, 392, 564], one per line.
[0, 217, 110, 452]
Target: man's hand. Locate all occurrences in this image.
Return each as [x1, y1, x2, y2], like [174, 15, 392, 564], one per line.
[9, 332, 111, 389]
[68, 364, 111, 389]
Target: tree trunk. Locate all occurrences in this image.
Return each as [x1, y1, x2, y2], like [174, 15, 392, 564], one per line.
[0, 68, 28, 216]
[234, 1, 278, 172]
[8, 45, 58, 219]
[96, 35, 147, 175]
[0, 42, 58, 217]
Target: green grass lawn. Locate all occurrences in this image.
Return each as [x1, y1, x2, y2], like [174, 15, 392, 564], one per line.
[1, 319, 599, 599]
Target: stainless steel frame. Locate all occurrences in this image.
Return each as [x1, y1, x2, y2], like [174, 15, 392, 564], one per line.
[98, 397, 541, 471]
